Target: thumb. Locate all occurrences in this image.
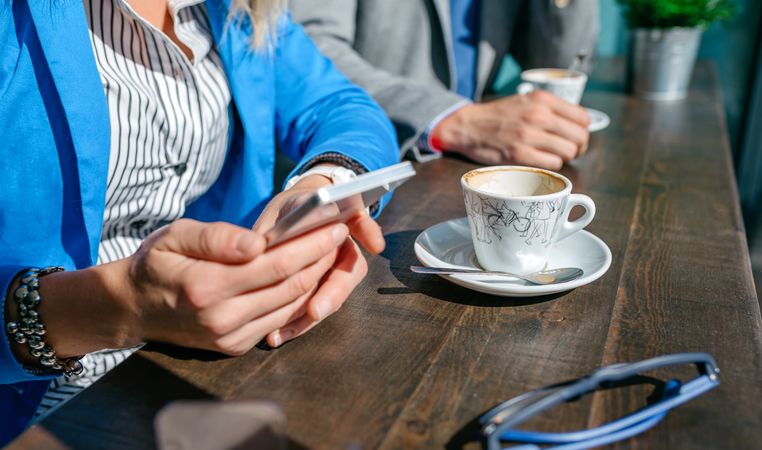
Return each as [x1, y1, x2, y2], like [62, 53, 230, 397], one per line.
[153, 219, 266, 263]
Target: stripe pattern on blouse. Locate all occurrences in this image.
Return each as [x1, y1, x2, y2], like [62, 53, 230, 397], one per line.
[36, 0, 232, 420]
[93, 0, 231, 264]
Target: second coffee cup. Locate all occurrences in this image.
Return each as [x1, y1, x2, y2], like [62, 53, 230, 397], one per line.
[517, 68, 588, 105]
[461, 166, 595, 274]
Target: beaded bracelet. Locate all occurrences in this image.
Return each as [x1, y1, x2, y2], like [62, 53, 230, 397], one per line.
[5, 267, 84, 376]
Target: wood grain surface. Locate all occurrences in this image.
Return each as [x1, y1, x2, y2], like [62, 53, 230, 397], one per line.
[8, 60, 762, 450]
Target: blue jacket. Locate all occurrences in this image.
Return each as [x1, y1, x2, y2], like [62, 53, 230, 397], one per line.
[0, 1, 398, 443]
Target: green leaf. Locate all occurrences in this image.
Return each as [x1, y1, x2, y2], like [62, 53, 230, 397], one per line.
[616, 0, 736, 28]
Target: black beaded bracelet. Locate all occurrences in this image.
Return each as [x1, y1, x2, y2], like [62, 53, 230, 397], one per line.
[5, 267, 84, 376]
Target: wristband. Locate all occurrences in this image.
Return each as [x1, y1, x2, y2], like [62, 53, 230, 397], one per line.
[284, 165, 357, 191]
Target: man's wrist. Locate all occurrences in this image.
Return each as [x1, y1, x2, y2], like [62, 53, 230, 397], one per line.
[426, 101, 473, 153]
[431, 104, 473, 152]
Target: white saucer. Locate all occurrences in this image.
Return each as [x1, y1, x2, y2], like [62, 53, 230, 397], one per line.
[586, 108, 610, 132]
[414, 217, 612, 297]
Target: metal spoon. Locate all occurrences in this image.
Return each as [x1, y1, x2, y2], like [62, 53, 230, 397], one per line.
[410, 265, 584, 285]
[567, 50, 587, 77]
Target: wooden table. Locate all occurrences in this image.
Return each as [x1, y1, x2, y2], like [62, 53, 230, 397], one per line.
[10, 60, 762, 450]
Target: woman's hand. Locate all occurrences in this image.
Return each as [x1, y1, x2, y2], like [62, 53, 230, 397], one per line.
[13, 173, 383, 363]
[253, 172, 386, 347]
[122, 219, 352, 355]
[29, 217, 350, 360]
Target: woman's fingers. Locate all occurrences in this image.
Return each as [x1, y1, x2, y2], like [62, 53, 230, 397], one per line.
[212, 285, 316, 355]
[245, 222, 347, 286]
[197, 250, 338, 336]
[209, 222, 349, 299]
[252, 190, 315, 234]
[347, 213, 385, 254]
[306, 239, 367, 322]
[266, 240, 367, 348]
[266, 314, 319, 348]
[200, 230, 368, 353]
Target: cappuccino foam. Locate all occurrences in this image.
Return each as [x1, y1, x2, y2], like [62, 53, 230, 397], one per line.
[465, 168, 566, 197]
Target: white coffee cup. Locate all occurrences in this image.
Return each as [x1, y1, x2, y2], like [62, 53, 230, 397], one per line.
[461, 166, 595, 274]
[517, 68, 588, 105]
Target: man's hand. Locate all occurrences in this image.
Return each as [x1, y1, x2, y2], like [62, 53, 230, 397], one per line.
[431, 90, 592, 169]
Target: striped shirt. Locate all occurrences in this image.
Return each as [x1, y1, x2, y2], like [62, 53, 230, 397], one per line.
[93, 0, 231, 262]
[37, 0, 232, 418]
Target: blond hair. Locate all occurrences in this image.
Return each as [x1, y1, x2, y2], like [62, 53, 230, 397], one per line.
[230, 0, 287, 49]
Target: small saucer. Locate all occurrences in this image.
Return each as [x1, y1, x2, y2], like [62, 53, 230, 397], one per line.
[414, 217, 612, 297]
[586, 108, 610, 132]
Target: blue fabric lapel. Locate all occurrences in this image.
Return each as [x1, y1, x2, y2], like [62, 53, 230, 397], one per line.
[204, 0, 277, 219]
[204, 0, 269, 89]
[26, 0, 110, 265]
[204, 0, 251, 77]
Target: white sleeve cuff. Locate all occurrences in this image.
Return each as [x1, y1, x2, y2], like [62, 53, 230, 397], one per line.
[416, 99, 472, 155]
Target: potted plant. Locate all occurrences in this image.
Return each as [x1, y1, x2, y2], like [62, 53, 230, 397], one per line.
[617, 0, 735, 100]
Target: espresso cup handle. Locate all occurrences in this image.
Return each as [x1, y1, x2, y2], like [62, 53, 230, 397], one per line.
[556, 194, 595, 242]
[517, 82, 536, 96]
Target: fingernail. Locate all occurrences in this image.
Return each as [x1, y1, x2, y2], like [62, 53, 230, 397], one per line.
[314, 301, 328, 321]
[332, 225, 347, 244]
[277, 329, 293, 346]
[271, 332, 282, 348]
[235, 232, 258, 255]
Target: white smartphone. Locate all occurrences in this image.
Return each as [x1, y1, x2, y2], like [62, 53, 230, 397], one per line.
[264, 161, 416, 248]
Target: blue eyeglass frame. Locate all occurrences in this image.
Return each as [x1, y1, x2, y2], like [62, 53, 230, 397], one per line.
[479, 352, 720, 450]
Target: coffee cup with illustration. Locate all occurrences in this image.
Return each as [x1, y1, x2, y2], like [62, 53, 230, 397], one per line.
[517, 68, 588, 105]
[461, 166, 595, 274]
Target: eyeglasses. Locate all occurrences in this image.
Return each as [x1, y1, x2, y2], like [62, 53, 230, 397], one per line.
[479, 352, 720, 450]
